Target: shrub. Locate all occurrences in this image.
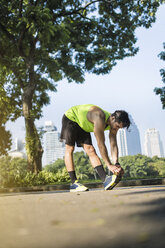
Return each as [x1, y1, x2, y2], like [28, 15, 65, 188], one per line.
[0, 156, 70, 188]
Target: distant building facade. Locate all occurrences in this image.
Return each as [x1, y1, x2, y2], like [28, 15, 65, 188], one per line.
[144, 128, 164, 158]
[8, 138, 26, 159]
[117, 114, 142, 157]
[44, 121, 65, 165]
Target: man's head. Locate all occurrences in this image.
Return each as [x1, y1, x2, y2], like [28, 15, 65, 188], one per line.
[110, 110, 131, 130]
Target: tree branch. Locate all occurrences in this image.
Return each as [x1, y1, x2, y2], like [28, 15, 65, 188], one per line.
[19, 0, 23, 18]
[83, 0, 114, 10]
[55, 0, 115, 18]
[18, 24, 32, 58]
[18, 27, 27, 57]
[77, 12, 93, 21]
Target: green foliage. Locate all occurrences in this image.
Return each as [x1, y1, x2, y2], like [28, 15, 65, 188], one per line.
[154, 42, 165, 109]
[0, 83, 15, 155]
[0, 156, 28, 187]
[119, 154, 164, 178]
[14, 169, 70, 187]
[148, 156, 165, 176]
[45, 153, 165, 181]
[73, 151, 95, 180]
[44, 152, 96, 180]
[0, 156, 70, 188]
[44, 158, 65, 174]
[0, 153, 165, 188]
[53, 167, 70, 183]
[0, 124, 12, 156]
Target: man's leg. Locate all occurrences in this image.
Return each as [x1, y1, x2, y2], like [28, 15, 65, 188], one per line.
[82, 144, 106, 182]
[64, 144, 77, 184]
[65, 144, 88, 192]
[83, 144, 122, 190]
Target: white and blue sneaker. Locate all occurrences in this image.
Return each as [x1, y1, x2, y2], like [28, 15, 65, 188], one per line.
[103, 174, 122, 190]
[70, 180, 89, 192]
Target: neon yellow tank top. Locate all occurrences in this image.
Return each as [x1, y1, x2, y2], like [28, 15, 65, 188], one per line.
[65, 104, 111, 132]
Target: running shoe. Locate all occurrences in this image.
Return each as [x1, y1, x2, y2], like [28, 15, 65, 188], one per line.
[103, 174, 122, 190]
[70, 180, 89, 192]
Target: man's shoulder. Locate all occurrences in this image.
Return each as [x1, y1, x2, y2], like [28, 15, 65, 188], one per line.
[89, 106, 105, 116]
[87, 107, 106, 124]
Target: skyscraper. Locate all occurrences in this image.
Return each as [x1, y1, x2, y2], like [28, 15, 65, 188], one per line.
[44, 121, 65, 165]
[144, 128, 164, 158]
[116, 128, 128, 157]
[8, 138, 26, 159]
[117, 114, 142, 157]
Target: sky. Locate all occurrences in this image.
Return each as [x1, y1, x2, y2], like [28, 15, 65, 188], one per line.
[7, 4, 165, 157]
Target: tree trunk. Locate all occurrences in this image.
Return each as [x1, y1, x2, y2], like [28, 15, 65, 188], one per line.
[22, 86, 43, 174]
[24, 117, 43, 173]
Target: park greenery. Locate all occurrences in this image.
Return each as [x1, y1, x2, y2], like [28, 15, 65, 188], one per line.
[0, 0, 163, 173]
[154, 42, 165, 108]
[0, 152, 165, 188]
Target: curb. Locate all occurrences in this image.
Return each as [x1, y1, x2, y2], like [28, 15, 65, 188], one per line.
[0, 178, 165, 194]
[117, 177, 165, 187]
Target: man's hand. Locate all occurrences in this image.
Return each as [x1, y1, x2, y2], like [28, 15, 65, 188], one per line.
[108, 163, 124, 176]
[115, 163, 124, 176]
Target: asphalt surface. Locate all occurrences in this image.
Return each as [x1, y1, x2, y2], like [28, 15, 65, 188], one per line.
[0, 185, 165, 248]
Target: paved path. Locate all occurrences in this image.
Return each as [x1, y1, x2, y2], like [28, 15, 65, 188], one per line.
[0, 185, 165, 248]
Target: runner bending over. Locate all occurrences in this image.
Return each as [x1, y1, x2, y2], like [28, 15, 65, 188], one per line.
[60, 104, 130, 192]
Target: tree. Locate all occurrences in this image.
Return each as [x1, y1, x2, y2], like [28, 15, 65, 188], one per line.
[119, 154, 159, 178]
[0, 0, 162, 173]
[154, 42, 165, 108]
[73, 151, 95, 179]
[0, 125, 11, 156]
[0, 156, 28, 187]
[0, 81, 14, 155]
[44, 152, 96, 180]
[148, 156, 165, 176]
[44, 158, 65, 174]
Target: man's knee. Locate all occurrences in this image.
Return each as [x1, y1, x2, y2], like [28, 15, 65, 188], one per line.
[65, 145, 75, 154]
[84, 145, 96, 156]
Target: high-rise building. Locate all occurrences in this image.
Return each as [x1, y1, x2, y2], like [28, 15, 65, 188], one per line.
[144, 128, 164, 157]
[116, 128, 128, 157]
[8, 138, 26, 158]
[44, 121, 65, 165]
[117, 114, 142, 157]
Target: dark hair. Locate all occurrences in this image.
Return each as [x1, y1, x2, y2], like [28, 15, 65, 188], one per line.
[111, 110, 131, 129]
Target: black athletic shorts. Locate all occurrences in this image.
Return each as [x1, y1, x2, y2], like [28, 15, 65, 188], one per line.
[60, 114, 92, 147]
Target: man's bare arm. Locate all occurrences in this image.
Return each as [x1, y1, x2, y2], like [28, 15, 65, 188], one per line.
[94, 120, 112, 167]
[109, 129, 124, 175]
[87, 107, 122, 174]
[109, 129, 119, 164]
[94, 122, 122, 174]
[87, 108, 112, 166]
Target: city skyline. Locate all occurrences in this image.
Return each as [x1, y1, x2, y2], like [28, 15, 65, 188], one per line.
[9, 118, 165, 162]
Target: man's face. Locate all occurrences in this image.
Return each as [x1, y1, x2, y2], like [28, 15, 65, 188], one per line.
[110, 117, 123, 131]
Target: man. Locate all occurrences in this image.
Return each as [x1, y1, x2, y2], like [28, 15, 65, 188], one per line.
[60, 104, 130, 192]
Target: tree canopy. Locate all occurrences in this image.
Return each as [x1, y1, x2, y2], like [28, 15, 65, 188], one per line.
[0, 84, 13, 155]
[154, 42, 165, 109]
[0, 0, 162, 171]
[0, 125, 12, 156]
